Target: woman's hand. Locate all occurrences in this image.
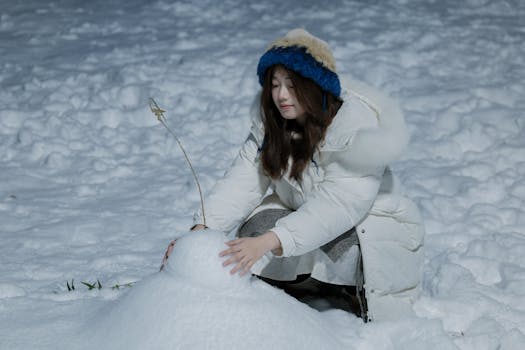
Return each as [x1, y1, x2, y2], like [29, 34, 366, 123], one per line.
[160, 224, 207, 271]
[160, 240, 176, 271]
[219, 231, 282, 276]
[191, 224, 207, 231]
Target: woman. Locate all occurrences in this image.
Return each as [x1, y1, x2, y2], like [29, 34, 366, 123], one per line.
[163, 28, 424, 322]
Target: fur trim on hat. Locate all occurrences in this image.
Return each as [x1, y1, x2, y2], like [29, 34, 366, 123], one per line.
[257, 28, 341, 97]
[270, 28, 336, 73]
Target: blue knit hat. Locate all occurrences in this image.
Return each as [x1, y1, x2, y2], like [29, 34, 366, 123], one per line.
[257, 29, 341, 97]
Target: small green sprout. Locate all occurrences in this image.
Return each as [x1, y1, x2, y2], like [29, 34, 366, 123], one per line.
[81, 279, 103, 290]
[63, 278, 134, 292]
[66, 279, 75, 291]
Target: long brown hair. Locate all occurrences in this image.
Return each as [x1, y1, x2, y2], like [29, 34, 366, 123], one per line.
[260, 65, 343, 181]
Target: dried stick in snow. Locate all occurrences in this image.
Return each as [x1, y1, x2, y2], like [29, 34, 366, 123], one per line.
[149, 98, 206, 227]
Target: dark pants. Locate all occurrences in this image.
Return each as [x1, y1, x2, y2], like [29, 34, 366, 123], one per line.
[238, 208, 368, 321]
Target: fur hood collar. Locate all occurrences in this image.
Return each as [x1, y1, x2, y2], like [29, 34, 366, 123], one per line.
[249, 79, 409, 168]
[321, 78, 409, 168]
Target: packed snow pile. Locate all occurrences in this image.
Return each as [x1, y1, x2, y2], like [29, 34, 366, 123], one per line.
[79, 230, 356, 350]
[163, 230, 252, 291]
[80, 230, 455, 350]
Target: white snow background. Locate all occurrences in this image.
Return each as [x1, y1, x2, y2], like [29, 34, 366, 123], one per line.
[1, 0, 524, 349]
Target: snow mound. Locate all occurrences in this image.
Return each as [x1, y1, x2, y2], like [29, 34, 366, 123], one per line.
[163, 229, 251, 291]
[80, 229, 359, 350]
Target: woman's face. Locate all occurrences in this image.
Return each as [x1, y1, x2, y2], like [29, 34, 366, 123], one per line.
[271, 67, 306, 124]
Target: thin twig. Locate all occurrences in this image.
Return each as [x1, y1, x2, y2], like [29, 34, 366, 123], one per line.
[149, 98, 206, 227]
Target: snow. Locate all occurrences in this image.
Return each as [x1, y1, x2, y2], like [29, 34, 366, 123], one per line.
[0, 0, 524, 349]
[82, 230, 359, 350]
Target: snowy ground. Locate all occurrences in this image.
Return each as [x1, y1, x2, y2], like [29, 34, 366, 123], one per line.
[1, 0, 524, 349]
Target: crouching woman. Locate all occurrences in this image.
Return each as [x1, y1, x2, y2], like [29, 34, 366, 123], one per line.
[164, 29, 424, 322]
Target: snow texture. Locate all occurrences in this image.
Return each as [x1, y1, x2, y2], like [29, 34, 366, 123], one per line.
[0, 0, 524, 349]
[82, 230, 359, 350]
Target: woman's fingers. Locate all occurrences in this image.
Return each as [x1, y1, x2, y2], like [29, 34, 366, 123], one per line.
[219, 239, 246, 256]
[219, 245, 241, 257]
[230, 256, 252, 275]
[160, 250, 169, 271]
[165, 241, 175, 258]
[221, 250, 253, 275]
[160, 240, 177, 271]
[219, 238, 259, 275]
[222, 251, 245, 267]
[218, 247, 232, 257]
[239, 260, 254, 276]
[225, 238, 244, 246]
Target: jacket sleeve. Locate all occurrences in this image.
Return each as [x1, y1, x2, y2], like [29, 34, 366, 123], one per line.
[271, 151, 384, 257]
[193, 131, 271, 233]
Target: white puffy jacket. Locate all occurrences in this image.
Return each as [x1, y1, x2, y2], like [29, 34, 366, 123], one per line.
[193, 79, 425, 321]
